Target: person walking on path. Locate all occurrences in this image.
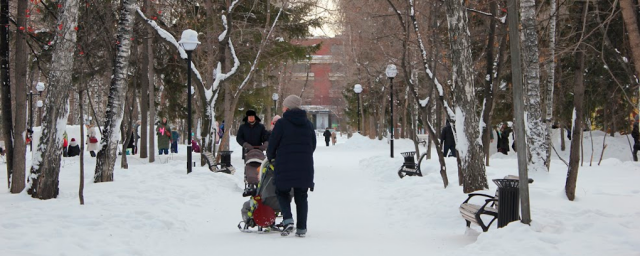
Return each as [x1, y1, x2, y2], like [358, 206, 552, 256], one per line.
[267, 94, 316, 237]
[67, 138, 81, 157]
[331, 130, 337, 145]
[156, 118, 172, 155]
[171, 129, 180, 153]
[633, 115, 640, 161]
[236, 110, 268, 159]
[323, 128, 331, 147]
[498, 123, 512, 155]
[86, 124, 99, 157]
[440, 121, 456, 157]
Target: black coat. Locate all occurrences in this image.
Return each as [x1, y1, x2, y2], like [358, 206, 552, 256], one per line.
[323, 129, 331, 141]
[267, 108, 316, 190]
[633, 122, 639, 146]
[67, 144, 81, 157]
[236, 121, 268, 147]
[499, 127, 512, 152]
[440, 124, 456, 147]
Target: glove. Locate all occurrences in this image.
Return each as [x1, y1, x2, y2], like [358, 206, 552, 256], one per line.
[242, 142, 252, 151]
[258, 143, 268, 151]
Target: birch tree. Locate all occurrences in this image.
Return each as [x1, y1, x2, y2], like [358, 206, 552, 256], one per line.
[544, 0, 557, 170]
[0, 0, 13, 190]
[94, 0, 136, 183]
[27, 0, 81, 199]
[520, 0, 548, 172]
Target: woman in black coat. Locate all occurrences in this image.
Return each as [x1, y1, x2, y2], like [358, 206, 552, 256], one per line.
[323, 128, 331, 147]
[267, 95, 316, 237]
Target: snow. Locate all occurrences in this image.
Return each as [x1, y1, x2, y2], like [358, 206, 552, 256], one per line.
[2, 129, 640, 255]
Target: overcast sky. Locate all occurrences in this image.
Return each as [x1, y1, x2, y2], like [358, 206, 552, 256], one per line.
[309, 0, 338, 37]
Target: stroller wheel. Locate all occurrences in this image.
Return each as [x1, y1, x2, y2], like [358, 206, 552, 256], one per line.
[398, 170, 406, 179]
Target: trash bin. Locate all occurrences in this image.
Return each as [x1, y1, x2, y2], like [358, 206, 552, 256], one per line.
[401, 152, 416, 169]
[219, 151, 233, 168]
[493, 178, 520, 228]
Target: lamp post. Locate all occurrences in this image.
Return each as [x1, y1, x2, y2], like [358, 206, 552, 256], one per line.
[386, 64, 397, 158]
[272, 93, 279, 114]
[353, 84, 362, 133]
[36, 100, 43, 126]
[28, 82, 46, 151]
[179, 29, 200, 174]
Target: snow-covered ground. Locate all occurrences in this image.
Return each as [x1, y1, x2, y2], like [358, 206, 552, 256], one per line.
[1, 128, 639, 256]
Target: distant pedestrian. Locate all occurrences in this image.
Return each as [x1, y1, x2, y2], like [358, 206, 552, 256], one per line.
[86, 124, 99, 157]
[498, 123, 512, 155]
[62, 131, 69, 157]
[156, 117, 172, 155]
[192, 137, 201, 153]
[171, 129, 180, 153]
[633, 115, 639, 161]
[267, 94, 316, 237]
[440, 120, 456, 157]
[67, 138, 81, 157]
[331, 131, 337, 145]
[323, 128, 331, 147]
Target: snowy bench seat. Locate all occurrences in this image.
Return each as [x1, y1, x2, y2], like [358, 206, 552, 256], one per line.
[459, 193, 498, 232]
[202, 152, 217, 172]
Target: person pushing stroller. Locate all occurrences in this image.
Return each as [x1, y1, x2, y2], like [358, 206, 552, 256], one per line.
[237, 110, 268, 195]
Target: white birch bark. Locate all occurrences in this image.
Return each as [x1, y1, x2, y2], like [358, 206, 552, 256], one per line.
[544, 0, 557, 170]
[94, 0, 137, 182]
[443, 0, 488, 192]
[27, 0, 81, 199]
[520, 0, 548, 172]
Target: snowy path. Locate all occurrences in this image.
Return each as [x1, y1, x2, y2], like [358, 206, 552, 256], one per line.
[2, 129, 640, 255]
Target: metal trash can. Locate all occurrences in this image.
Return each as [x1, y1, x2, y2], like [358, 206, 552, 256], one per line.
[401, 152, 416, 169]
[219, 151, 233, 168]
[493, 178, 520, 228]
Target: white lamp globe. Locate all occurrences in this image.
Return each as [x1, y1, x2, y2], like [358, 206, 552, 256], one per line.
[36, 82, 45, 92]
[353, 84, 363, 94]
[385, 64, 397, 78]
[178, 29, 200, 51]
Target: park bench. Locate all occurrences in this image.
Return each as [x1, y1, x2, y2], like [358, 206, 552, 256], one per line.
[459, 176, 533, 232]
[203, 151, 235, 174]
[397, 151, 428, 178]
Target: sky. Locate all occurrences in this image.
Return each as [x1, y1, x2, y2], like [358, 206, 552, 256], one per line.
[309, 0, 338, 37]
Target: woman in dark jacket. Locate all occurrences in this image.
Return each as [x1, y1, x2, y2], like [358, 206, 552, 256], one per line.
[323, 128, 331, 146]
[267, 95, 316, 237]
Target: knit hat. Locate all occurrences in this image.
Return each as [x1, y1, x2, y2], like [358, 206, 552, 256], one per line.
[71, 138, 76, 142]
[283, 95, 302, 109]
[271, 115, 281, 126]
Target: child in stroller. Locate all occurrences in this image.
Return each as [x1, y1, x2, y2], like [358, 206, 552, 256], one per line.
[242, 146, 266, 197]
[238, 159, 283, 233]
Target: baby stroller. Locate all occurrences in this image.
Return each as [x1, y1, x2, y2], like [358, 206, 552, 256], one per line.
[238, 159, 283, 233]
[243, 147, 266, 196]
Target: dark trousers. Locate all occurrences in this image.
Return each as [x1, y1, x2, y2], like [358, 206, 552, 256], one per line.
[171, 141, 178, 153]
[443, 144, 456, 157]
[325, 140, 330, 146]
[276, 187, 309, 230]
[158, 148, 169, 155]
[634, 144, 639, 162]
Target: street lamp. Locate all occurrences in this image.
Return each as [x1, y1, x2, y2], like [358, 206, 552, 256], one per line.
[386, 64, 397, 158]
[353, 84, 362, 133]
[28, 82, 46, 151]
[272, 93, 279, 114]
[179, 29, 200, 174]
[36, 100, 43, 126]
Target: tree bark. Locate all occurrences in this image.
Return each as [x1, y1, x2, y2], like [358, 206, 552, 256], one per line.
[27, 0, 81, 199]
[443, 0, 488, 193]
[79, 90, 85, 205]
[482, 1, 499, 167]
[620, 0, 640, 78]
[94, 0, 136, 183]
[566, 2, 589, 201]
[545, 0, 558, 171]
[139, 0, 151, 159]
[10, 0, 29, 193]
[0, 0, 14, 190]
[521, 0, 548, 173]
[148, 24, 156, 163]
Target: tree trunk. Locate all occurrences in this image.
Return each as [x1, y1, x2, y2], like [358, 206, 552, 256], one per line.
[521, 0, 547, 173]
[620, 0, 640, 78]
[94, 0, 136, 183]
[566, 50, 586, 201]
[79, 90, 85, 205]
[443, 0, 488, 193]
[482, 1, 498, 167]
[27, 0, 81, 199]
[544, 0, 558, 171]
[148, 26, 156, 163]
[10, 0, 29, 193]
[0, 0, 14, 190]
[139, 0, 151, 159]
[566, 2, 589, 201]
